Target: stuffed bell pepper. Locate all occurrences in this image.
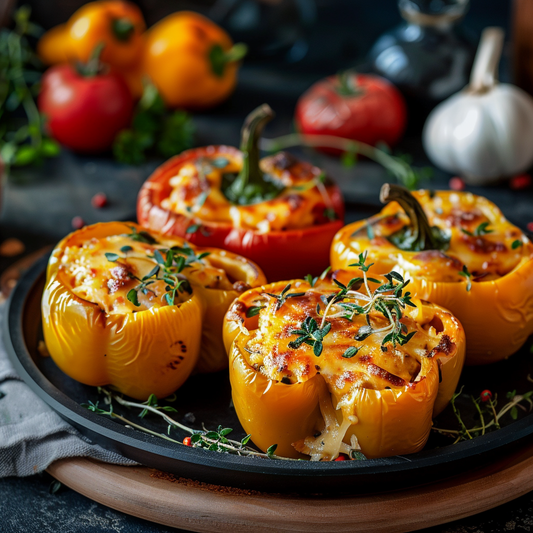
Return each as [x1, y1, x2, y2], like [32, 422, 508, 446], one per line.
[331, 184, 533, 365]
[42, 221, 266, 400]
[223, 264, 465, 460]
[137, 104, 345, 281]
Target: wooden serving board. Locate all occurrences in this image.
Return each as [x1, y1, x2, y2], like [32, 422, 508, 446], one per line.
[48, 441, 533, 533]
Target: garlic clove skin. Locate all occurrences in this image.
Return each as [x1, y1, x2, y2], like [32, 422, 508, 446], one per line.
[423, 83, 533, 185]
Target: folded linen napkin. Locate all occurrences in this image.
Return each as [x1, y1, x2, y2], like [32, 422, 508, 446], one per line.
[0, 308, 137, 477]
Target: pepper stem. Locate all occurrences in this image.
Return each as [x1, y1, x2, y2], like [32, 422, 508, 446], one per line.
[76, 42, 105, 77]
[224, 104, 283, 205]
[380, 183, 449, 251]
[209, 43, 248, 78]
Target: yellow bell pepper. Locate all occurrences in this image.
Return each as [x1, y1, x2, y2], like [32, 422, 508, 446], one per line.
[223, 270, 465, 460]
[42, 221, 265, 400]
[37, 1, 145, 96]
[142, 11, 247, 109]
[331, 185, 533, 365]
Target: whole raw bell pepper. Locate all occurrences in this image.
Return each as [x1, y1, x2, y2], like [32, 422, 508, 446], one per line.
[223, 267, 465, 460]
[331, 184, 533, 365]
[137, 104, 345, 281]
[142, 11, 246, 110]
[37, 1, 145, 97]
[41, 222, 265, 400]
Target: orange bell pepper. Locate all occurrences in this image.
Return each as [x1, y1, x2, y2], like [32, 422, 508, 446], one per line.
[142, 11, 246, 109]
[37, 1, 145, 96]
[331, 185, 533, 365]
[42, 222, 265, 400]
[223, 269, 465, 460]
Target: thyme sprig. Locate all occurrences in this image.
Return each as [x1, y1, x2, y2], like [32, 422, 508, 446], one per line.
[107, 232, 210, 307]
[288, 252, 418, 354]
[83, 388, 286, 460]
[433, 385, 533, 444]
[458, 265, 473, 292]
[265, 283, 305, 311]
[461, 222, 493, 237]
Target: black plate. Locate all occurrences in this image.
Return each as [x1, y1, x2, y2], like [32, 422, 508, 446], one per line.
[5, 255, 533, 495]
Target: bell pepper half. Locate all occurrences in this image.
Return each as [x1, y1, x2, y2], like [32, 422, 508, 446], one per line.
[223, 268, 465, 460]
[137, 104, 345, 282]
[42, 221, 265, 400]
[331, 184, 533, 365]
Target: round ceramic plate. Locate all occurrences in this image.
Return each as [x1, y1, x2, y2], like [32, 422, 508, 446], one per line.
[6, 255, 533, 494]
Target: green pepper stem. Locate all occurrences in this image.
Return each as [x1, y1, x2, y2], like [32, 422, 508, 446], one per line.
[226, 104, 274, 200]
[380, 183, 448, 251]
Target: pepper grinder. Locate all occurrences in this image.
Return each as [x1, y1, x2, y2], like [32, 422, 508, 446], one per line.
[367, 0, 476, 129]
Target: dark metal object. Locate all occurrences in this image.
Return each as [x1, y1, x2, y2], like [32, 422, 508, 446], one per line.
[5, 255, 533, 494]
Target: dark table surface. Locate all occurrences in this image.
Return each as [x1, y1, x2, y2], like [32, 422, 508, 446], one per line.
[3, 0, 533, 531]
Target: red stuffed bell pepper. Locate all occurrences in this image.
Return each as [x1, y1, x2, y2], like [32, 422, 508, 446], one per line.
[137, 104, 345, 281]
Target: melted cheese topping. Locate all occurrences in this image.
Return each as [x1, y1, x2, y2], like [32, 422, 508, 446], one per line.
[60, 231, 234, 314]
[354, 191, 530, 282]
[161, 152, 335, 233]
[242, 287, 442, 391]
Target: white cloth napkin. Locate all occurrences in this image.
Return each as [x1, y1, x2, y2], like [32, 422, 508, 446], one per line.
[0, 308, 137, 477]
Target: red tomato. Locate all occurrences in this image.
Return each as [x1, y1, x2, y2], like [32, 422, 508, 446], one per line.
[38, 64, 133, 153]
[294, 73, 407, 152]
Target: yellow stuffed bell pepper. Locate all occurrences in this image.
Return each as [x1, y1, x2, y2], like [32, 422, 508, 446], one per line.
[42, 221, 265, 400]
[143, 11, 247, 109]
[331, 184, 533, 365]
[223, 267, 465, 460]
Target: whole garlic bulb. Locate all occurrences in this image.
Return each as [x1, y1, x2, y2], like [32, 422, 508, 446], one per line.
[423, 27, 533, 185]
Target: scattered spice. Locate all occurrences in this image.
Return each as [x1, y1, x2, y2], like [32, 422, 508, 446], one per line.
[449, 177, 466, 191]
[71, 216, 85, 230]
[510, 174, 532, 190]
[91, 192, 108, 208]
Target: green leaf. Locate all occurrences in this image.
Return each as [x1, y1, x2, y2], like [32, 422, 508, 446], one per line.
[266, 444, 278, 457]
[241, 434, 251, 446]
[157, 111, 195, 159]
[13, 144, 38, 166]
[219, 428, 233, 436]
[186, 224, 201, 234]
[40, 138, 60, 157]
[105, 253, 120, 262]
[153, 249, 165, 264]
[246, 305, 265, 318]
[342, 346, 359, 358]
[165, 293, 174, 306]
[313, 341, 323, 357]
[120, 245, 133, 253]
[510, 406, 518, 420]
[512, 239, 523, 249]
[127, 289, 140, 307]
[211, 157, 229, 168]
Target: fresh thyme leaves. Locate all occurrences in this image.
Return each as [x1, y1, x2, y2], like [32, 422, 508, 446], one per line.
[265, 283, 306, 311]
[304, 266, 331, 288]
[432, 385, 533, 444]
[186, 223, 201, 234]
[461, 222, 493, 237]
[342, 346, 360, 358]
[246, 305, 266, 318]
[108, 234, 209, 307]
[288, 316, 332, 356]
[289, 253, 417, 353]
[458, 265, 473, 292]
[83, 387, 287, 460]
[512, 239, 523, 249]
[126, 226, 158, 245]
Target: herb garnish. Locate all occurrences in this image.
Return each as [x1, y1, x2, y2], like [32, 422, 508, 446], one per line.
[458, 265, 473, 292]
[83, 387, 287, 460]
[512, 239, 523, 249]
[461, 222, 493, 237]
[289, 252, 417, 353]
[265, 283, 305, 311]
[106, 233, 210, 307]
